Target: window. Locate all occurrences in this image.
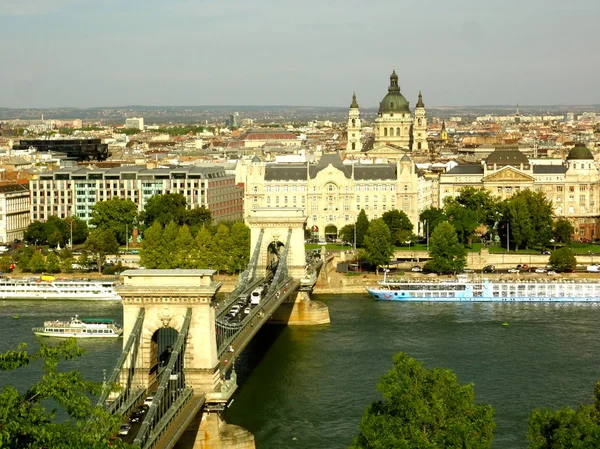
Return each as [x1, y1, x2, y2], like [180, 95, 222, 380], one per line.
[253, 186, 258, 193]
[556, 186, 563, 192]
[365, 196, 369, 202]
[569, 186, 575, 192]
[569, 195, 574, 202]
[404, 185, 408, 192]
[373, 195, 378, 202]
[327, 184, 335, 192]
[312, 215, 317, 221]
[345, 215, 350, 221]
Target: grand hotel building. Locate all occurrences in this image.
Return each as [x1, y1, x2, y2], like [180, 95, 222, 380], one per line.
[29, 165, 243, 224]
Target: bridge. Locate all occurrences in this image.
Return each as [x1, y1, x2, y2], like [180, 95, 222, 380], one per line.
[98, 208, 330, 449]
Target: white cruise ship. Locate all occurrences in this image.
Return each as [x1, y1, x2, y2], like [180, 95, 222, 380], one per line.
[0, 276, 120, 301]
[33, 315, 123, 338]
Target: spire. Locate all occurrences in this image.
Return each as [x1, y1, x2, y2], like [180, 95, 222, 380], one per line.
[388, 68, 400, 93]
[516, 104, 520, 116]
[441, 120, 446, 130]
[416, 90, 425, 108]
[350, 91, 359, 109]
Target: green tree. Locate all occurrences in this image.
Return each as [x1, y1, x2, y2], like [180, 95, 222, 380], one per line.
[339, 224, 355, 245]
[85, 229, 119, 274]
[382, 210, 413, 246]
[60, 256, 74, 273]
[454, 186, 499, 228]
[174, 224, 195, 268]
[45, 215, 68, 247]
[89, 197, 138, 245]
[444, 198, 479, 245]
[549, 247, 577, 272]
[141, 193, 188, 228]
[351, 352, 495, 449]
[227, 222, 250, 274]
[139, 222, 168, 269]
[161, 221, 179, 269]
[419, 207, 448, 237]
[28, 251, 46, 273]
[0, 255, 13, 273]
[0, 339, 131, 448]
[193, 226, 213, 268]
[186, 206, 212, 234]
[363, 219, 393, 275]
[426, 221, 466, 274]
[553, 217, 575, 245]
[76, 251, 90, 270]
[355, 209, 370, 248]
[500, 190, 554, 250]
[507, 197, 533, 251]
[527, 381, 600, 449]
[46, 252, 61, 273]
[15, 246, 35, 272]
[24, 220, 47, 245]
[211, 224, 230, 273]
[66, 216, 89, 245]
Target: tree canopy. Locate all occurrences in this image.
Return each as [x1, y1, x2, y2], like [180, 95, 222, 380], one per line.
[553, 218, 575, 245]
[0, 339, 131, 448]
[351, 352, 495, 449]
[141, 193, 188, 228]
[426, 221, 466, 274]
[355, 209, 370, 248]
[548, 247, 577, 272]
[140, 221, 250, 273]
[85, 229, 120, 273]
[381, 210, 413, 246]
[89, 198, 138, 245]
[527, 382, 600, 449]
[24, 216, 89, 247]
[363, 218, 393, 275]
[419, 207, 448, 237]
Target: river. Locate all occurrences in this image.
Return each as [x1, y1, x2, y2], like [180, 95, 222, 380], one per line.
[2, 295, 600, 449]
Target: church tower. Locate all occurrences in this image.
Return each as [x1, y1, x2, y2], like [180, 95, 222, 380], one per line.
[346, 92, 362, 153]
[440, 120, 448, 143]
[412, 90, 428, 152]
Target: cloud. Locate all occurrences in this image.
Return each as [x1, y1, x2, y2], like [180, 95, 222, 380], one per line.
[0, 0, 78, 15]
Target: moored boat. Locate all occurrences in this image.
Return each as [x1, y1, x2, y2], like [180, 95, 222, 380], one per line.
[32, 315, 123, 338]
[0, 276, 120, 301]
[367, 272, 600, 302]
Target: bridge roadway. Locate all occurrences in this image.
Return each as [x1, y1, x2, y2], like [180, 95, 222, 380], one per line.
[218, 277, 300, 373]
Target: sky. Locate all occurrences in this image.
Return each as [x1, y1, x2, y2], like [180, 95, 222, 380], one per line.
[0, 0, 599, 108]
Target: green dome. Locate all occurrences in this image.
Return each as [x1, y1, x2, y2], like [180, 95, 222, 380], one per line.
[566, 144, 593, 160]
[378, 69, 410, 114]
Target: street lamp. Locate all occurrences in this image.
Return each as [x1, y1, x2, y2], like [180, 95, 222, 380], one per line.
[69, 219, 73, 249]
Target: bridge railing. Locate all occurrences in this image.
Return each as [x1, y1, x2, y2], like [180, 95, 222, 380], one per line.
[216, 275, 293, 358]
[99, 307, 145, 410]
[133, 308, 192, 449]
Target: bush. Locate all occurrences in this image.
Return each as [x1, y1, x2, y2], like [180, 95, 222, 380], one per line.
[102, 266, 116, 275]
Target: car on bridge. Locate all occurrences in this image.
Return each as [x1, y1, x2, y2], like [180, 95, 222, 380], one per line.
[119, 424, 131, 436]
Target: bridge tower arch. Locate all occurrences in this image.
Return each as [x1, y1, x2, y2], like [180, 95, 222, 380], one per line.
[246, 207, 307, 279]
[118, 270, 222, 394]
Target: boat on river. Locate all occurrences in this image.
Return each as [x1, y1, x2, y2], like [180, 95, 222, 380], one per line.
[0, 276, 120, 301]
[367, 272, 600, 302]
[33, 315, 123, 338]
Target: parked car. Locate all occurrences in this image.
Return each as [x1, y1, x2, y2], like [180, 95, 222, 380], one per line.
[119, 424, 131, 436]
[580, 237, 591, 243]
[541, 250, 551, 255]
[535, 268, 547, 273]
[483, 265, 495, 273]
[143, 396, 154, 407]
[527, 267, 538, 272]
[508, 268, 520, 273]
[411, 266, 423, 272]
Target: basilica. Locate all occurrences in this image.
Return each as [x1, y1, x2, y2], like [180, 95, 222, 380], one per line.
[346, 69, 428, 159]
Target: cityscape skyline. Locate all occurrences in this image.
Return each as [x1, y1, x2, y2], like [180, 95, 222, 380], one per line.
[1, 0, 599, 108]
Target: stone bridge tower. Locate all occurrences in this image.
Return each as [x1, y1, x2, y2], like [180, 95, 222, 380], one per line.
[246, 207, 307, 280]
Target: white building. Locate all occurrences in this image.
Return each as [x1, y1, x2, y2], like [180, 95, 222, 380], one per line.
[125, 117, 144, 131]
[0, 184, 30, 244]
